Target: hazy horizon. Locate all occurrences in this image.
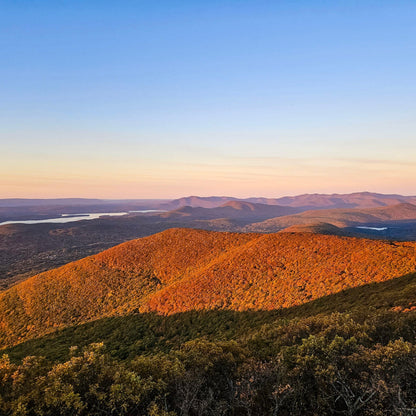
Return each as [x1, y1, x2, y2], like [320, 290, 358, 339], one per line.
[1, 190, 416, 202]
[2, 1, 415, 198]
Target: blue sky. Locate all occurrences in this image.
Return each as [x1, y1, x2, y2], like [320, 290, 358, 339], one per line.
[1, 1, 415, 198]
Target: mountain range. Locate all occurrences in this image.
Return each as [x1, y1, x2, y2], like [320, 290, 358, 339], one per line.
[162, 192, 416, 210]
[2, 192, 416, 224]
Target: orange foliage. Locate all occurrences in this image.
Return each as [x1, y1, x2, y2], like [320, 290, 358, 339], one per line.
[1, 228, 416, 348]
[143, 233, 416, 314]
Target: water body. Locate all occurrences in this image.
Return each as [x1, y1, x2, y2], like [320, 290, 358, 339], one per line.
[356, 226, 388, 231]
[0, 210, 163, 226]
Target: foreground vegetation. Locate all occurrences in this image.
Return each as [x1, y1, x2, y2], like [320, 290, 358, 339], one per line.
[2, 272, 416, 415]
[2, 311, 416, 415]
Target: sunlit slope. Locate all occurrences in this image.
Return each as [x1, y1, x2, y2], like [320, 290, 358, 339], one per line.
[1, 228, 416, 348]
[143, 233, 416, 313]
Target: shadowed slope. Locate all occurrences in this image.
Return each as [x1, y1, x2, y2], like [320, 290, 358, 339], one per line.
[4, 271, 416, 363]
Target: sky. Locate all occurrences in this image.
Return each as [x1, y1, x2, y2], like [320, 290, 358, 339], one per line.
[1, 0, 415, 198]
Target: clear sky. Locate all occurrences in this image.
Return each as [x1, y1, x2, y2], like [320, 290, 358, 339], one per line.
[1, 0, 415, 198]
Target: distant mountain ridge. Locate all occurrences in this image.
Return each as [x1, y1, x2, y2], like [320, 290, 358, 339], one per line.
[160, 196, 236, 209]
[2, 193, 415, 220]
[160, 201, 299, 220]
[268, 191, 416, 209]
[162, 192, 416, 211]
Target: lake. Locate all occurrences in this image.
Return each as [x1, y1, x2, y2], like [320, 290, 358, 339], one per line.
[0, 210, 163, 226]
[356, 226, 388, 231]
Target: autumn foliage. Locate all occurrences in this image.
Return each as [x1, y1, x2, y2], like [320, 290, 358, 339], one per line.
[1, 228, 416, 348]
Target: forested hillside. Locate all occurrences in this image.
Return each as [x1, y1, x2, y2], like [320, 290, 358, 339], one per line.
[1, 228, 415, 349]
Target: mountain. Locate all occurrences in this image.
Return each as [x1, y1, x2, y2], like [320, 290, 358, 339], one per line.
[162, 192, 416, 211]
[220, 200, 296, 215]
[1, 228, 415, 348]
[160, 201, 298, 220]
[246, 202, 416, 232]
[142, 231, 416, 314]
[270, 191, 416, 209]
[161, 196, 237, 209]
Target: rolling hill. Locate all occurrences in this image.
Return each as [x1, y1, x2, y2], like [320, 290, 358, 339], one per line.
[1, 228, 416, 349]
